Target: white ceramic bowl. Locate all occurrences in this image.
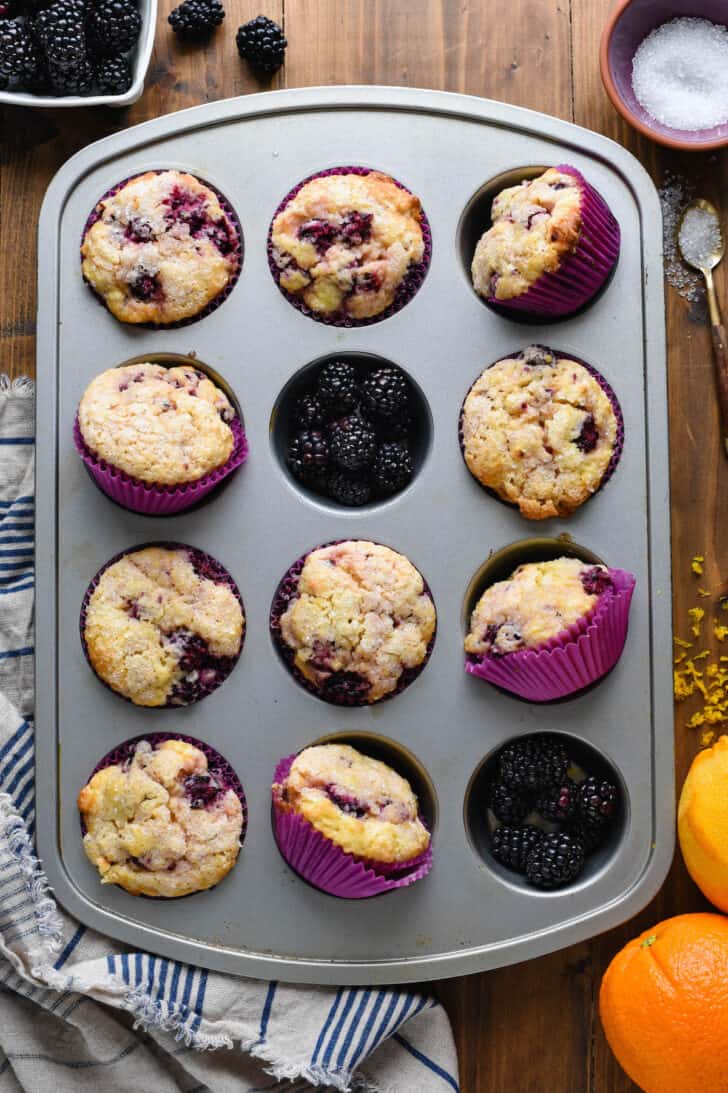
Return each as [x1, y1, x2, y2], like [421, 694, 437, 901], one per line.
[0, 0, 157, 108]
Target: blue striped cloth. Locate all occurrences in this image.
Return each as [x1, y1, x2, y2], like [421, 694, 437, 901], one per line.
[0, 378, 459, 1093]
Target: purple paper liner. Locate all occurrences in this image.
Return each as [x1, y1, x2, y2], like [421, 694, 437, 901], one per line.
[271, 754, 433, 898]
[483, 164, 620, 320]
[269, 540, 437, 707]
[80, 732, 247, 899]
[80, 170, 243, 330]
[267, 166, 432, 328]
[74, 413, 248, 516]
[465, 567, 636, 701]
[458, 347, 625, 513]
[80, 542, 245, 708]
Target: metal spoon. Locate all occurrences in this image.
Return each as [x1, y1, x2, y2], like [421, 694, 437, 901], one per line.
[678, 199, 728, 456]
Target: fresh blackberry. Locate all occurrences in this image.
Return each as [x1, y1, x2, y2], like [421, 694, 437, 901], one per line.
[316, 361, 359, 416]
[371, 442, 413, 496]
[49, 54, 93, 92]
[490, 825, 543, 874]
[88, 0, 141, 56]
[34, 0, 85, 70]
[525, 831, 586, 890]
[235, 14, 286, 73]
[168, 0, 224, 40]
[0, 18, 40, 81]
[94, 52, 131, 93]
[361, 367, 410, 419]
[291, 393, 325, 431]
[329, 415, 377, 472]
[487, 782, 531, 825]
[375, 410, 413, 442]
[498, 736, 569, 793]
[577, 777, 619, 827]
[286, 429, 329, 483]
[567, 819, 607, 855]
[534, 779, 578, 824]
[328, 471, 371, 507]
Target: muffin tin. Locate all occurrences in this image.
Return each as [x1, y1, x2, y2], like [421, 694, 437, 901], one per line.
[35, 86, 672, 985]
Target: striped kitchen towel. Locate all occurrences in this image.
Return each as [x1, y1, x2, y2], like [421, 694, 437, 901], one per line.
[0, 377, 459, 1093]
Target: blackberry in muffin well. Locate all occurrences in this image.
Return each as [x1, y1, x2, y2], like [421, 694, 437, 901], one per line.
[361, 367, 410, 419]
[286, 430, 330, 482]
[525, 831, 586, 890]
[316, 361, 359, 416]
[328, 471, 371, 507]
[371, 442, 413, 496]
[577, 776, 619, 826]
[329, 415, 377, 472]
[490, 825, 543, 873]
[498, 737, 569, 794]
[488, 782, 531, 825]
[534, 779, 578, 824]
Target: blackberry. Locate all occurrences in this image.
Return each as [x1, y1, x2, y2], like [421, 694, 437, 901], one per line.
[0, 19, 40, 81]
[534, 779, 578, 824]
[49, 54, 93, 92]
[577, 776, 619, 827]
[168, 0, 224, 40]
[316, 360, 359, 416]
[291, 393, 325, 431]
[94, 52, 132, 93]
[525, 831, 586, 890]
[329, 415, 377, 472]
[286, 429, 329, 482]
[375, 410, 413, 442]
[361, 367, 410, 419]
[490, 825, 543, 874]
[487, 781, 531, 825]
[328, 471, 371, 507]
[498, 736, 569, 793]
[89, 0, 141, 56]
[34, 0, 86, 70]
[371, 442, 413, 496]
[567, 819, 607, 856]
[235, 14, 286, 73]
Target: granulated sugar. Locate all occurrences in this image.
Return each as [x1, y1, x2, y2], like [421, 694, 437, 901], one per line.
[658, 171, 704, 303]
[678, 205, 722, 269]
[632, 17, 728, 131]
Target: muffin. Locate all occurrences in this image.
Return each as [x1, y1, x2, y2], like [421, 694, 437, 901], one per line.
[78, 735, 246, 898]
[270, 540, 436, 705]
[81, 544, 244, 707]
[268, 167, 431, 325]
[81, 170, 241, 326]
[465, 557, 636, 701]
[271, 743, 433, 898]
[75, 362, 248, 515]
[460, 345, 623, 519]
[471, 165, 620, 319]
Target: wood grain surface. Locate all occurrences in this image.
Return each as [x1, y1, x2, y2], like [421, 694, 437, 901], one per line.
[2, 1, 727, 1089]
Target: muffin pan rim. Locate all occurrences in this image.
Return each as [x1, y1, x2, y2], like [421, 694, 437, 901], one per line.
[35, 85, 672, 984]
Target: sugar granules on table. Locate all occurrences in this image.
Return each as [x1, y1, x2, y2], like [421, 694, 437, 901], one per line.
[632, 17, 728, 132]
[658, 171, 703, 302]
[678, 205, 722, 270]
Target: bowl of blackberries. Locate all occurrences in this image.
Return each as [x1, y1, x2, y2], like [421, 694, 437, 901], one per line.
[273, 354, 432, 509]
[0, 0, 156, 106]
[468, 733, 624, 891]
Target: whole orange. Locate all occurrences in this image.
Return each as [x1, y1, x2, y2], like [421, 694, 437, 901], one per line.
[599, 913, 728, 1093]
[679, 735, 728, 911]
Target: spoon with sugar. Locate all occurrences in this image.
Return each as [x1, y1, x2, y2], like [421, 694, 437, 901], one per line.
[678, 200, 728, 456]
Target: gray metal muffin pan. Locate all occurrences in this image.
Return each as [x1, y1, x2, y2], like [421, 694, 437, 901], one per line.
[35, 86, 672, 985]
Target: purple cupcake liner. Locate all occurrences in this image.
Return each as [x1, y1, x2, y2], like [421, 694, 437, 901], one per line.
[484, 164, 620, 320]
[267, 166, 432, 328]
[81, 732, 247, 900]
[458, 346, 625, 513]
[81, 170, 243, 330]
[269, 540, 437, 707]
[466, 567, 636, 701]
[80, 542, 245, 708]
[74, 413, 248, 516]
[271, 754, 433, 899]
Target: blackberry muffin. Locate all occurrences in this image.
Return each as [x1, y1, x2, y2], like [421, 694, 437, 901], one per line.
[269, 168, 429, 323]
[76, 362, 245, 499]
[82, 544, 244, 707]
[272, 743, 431, 865]
[78, 736, 245, 898]
[465, 557, 612, 658]
[81, 171, 241, 325]
[470, 166, 620, 318]
[460, 345, 622, 519]
[272, 540, 436, 705]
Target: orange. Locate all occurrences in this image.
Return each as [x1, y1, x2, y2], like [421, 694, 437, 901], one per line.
[599, 913, 728, 1093]
[679, 735, 728, 910]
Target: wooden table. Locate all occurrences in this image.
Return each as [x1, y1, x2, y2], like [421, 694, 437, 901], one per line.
[3, 1, 727, 1088]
